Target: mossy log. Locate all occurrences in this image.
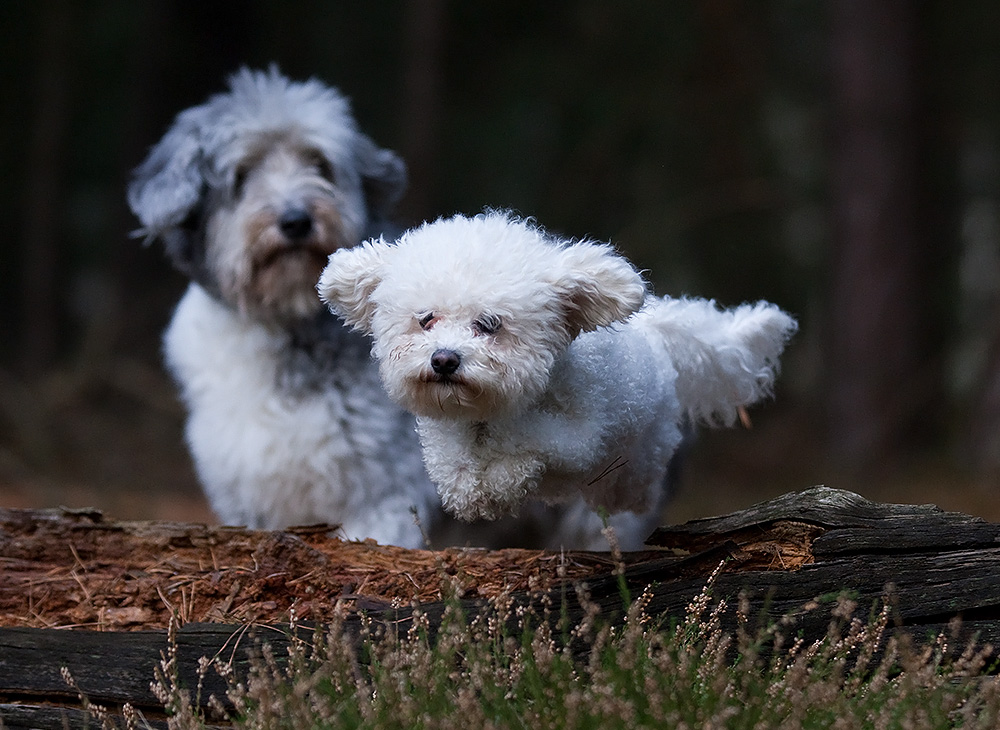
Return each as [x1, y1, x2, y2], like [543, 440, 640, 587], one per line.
[2, 486, 1000, 728]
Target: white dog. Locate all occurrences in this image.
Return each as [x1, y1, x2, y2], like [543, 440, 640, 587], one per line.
[126, 67, 440, 546]
[319, 211, 797, 524]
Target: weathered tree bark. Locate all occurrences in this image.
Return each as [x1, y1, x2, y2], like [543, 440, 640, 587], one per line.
[3, 487, 1000, 729]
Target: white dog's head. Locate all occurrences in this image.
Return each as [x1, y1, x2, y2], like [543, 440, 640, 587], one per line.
[318, 211, 647, 421]
[128, 66, 406, 324]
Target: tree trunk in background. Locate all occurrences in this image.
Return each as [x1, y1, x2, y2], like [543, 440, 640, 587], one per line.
[970, 325, 1000, 481]
[399, 0, 446, 222]
[826, 0, 936, 471]
[20, 0, 74, 373]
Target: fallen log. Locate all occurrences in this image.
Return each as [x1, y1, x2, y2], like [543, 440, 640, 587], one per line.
[2, 486, 1000, 728]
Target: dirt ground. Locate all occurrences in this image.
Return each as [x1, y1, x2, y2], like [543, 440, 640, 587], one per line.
[0, 506, 640, 630]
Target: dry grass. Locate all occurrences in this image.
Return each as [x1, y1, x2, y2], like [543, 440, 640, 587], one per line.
[139, 567, 1000, 730]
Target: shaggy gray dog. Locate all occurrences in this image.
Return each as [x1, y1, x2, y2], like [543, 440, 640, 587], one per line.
[128, 67, 438, 546]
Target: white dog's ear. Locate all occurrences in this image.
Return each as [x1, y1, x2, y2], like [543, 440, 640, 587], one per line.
[317, 240, 390, 333]
[552, 243, 647, 336]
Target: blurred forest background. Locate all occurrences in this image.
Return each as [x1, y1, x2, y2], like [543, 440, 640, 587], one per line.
[2, 0, 1000, 526]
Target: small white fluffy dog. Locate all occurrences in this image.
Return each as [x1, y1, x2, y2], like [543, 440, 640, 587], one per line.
[127, 67, 437, 546]
[319, 211, 797, 523]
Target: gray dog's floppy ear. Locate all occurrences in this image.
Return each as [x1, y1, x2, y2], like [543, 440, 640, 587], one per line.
[127, 113, 206, 237]
[127, 107, 208, 279]
[317, 239, 390, 333]
[127, 110, 209, 277]
[551, 242, 647, 337]
[355, 135, 407, 221]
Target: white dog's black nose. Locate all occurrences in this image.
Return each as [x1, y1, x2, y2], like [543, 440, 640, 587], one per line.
[431, 348, 461, 376]
[279, 208, 313, 239]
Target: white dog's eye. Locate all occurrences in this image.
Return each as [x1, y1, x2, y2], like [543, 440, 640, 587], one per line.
[418, 312, 437, 330]
[472, 314, 502, 336]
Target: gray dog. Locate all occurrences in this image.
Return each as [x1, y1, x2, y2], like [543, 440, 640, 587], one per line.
[128, 67, 662, 549]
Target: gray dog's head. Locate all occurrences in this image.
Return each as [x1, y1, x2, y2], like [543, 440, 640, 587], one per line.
[128, 66, 406, 324]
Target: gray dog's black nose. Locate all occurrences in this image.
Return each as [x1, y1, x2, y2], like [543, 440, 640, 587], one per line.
[431, 349, 461, 376]
[279, 208, 313, 239]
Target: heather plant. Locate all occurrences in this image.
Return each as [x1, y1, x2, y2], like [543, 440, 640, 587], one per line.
[150, 571, 1000, 730]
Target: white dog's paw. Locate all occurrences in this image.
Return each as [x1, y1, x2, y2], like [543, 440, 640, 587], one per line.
[443, 485, 522, 522]
[431, 453, 544, 521]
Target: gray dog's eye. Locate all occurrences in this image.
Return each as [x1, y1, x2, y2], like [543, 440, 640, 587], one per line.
[472, 314, 502, 336]
[233, 164, 250, 196]
[317, 158, 335, 184]
[306, 150, 336, 184]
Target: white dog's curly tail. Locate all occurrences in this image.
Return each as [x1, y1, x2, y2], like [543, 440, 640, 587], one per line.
[645, 297, 798, 427]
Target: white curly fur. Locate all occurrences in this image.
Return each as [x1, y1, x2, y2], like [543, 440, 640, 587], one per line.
[319, 211, 798, 523]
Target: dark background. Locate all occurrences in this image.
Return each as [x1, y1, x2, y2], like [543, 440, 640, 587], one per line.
[2, 0, 1000, 525]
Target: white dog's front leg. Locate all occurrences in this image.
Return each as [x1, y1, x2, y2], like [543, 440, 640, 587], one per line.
[416, 419, 544, 521]
[505, 405, 628, 505]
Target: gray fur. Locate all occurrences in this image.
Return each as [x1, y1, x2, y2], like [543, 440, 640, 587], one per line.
[128, 66, 406, 279]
